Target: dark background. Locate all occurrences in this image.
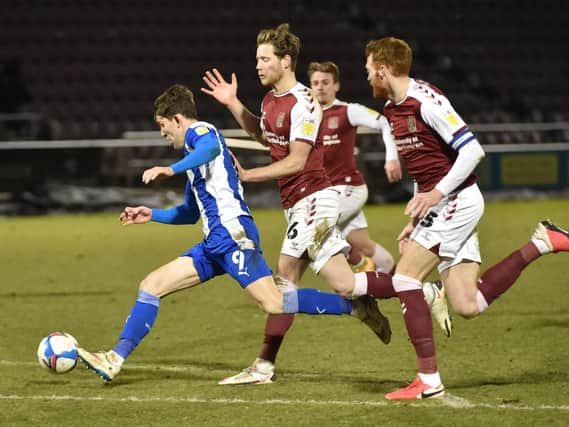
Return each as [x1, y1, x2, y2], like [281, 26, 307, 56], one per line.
[1, 0, 567, 140]
[1, 1, 568, 212]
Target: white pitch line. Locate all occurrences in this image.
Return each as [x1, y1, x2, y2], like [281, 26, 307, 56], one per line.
[2, 361, 568, 412]
[0, 394, 568, 412]
[0, 360, 224, 375]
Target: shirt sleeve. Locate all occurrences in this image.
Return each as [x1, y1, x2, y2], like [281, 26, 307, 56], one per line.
[346, 103, 382, 128]
[151, 182, 200, 224]
[420, 98, 474, 149]
[346, 103, 397, 161]
[420, 95, 485, 194]
[289, 89, 322, 145]
[169, 127, 221, 174]
[434, 141, 485, 195]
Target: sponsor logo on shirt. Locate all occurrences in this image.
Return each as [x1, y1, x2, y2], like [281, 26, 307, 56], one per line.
[322, 134, 341, 145]
[394, 135, 424, 151]
[195, 126, 209, 135]
[265, 131, 288, 146]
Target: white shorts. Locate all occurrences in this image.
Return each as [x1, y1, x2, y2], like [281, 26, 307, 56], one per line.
[282, 188, 350, 273]
[333, 184, 369, 236]
[410, 183, 484, 273]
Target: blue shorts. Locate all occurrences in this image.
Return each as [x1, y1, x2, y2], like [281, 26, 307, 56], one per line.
[182, 216, 273, 288]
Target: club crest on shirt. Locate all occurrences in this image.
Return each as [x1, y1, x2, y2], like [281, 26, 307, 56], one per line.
[328, 116, 339, 129]
[276, 112, 286, 128]
[407, 116, 417, 133]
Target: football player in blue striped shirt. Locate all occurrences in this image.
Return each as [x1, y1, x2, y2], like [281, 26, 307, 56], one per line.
[76, 84, 385, 383]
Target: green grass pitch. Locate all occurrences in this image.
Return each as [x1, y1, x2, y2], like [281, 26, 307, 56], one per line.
[1, 199, 568, 426]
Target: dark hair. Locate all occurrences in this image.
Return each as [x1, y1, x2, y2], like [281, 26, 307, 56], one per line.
[307, 61, 340, 83]
[257, 23, 300, 71]
[154, 84, 198, 119]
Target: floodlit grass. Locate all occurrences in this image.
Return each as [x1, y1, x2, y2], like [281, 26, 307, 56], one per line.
[1, 199, 568, 426]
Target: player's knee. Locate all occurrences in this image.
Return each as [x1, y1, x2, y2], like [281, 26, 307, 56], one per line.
[334, 286, 353, 298]
[323, 269, 355, 297]
[259, 298, 283, 314]
[360, 242, 376, 257]
[139, 273, 160, 294]
[326, 277, 354, 297]
[453, 301, 480, 319]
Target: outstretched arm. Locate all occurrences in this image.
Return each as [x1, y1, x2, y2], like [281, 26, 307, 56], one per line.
[142, 134, 222, 184]
[120, 184, 200, 226]
[119, 206, 153, 225]
[150, 202, 200, 225]
[201, 68, 265, 144]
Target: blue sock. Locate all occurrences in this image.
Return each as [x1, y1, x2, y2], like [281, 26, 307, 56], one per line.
[113, 290, 160, 360]
[283, 289, 352, 315]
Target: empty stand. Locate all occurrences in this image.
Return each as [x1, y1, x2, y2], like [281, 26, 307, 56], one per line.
[1, 0, 566, 141]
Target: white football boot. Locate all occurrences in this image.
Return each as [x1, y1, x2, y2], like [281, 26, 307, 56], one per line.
[218, 358, 276, 385]
[531, 219, 569, 254]
[423, 280, 452, 337]
[78, 348, 121, 382]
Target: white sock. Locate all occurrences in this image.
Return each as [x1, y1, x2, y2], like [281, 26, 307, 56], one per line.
[372, 243, 395, 273]
[352, 272, 368, 297]
[422, 282, 435, 307]
[419, 371, 442, 387]
[108, 350, 124, 366]
[392, 274, 422, 292]
[476, 289, 489, 313]
[254, 358, 274, 373]
[531, 237, 550, 255]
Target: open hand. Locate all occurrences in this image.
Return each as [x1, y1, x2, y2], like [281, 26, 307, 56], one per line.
[404, 189, 444, 219]
[229, 150, 249, 182]
[201, 68, 238, 106]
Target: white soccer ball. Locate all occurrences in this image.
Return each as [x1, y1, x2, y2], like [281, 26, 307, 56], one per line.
[37, 332, 79, 374]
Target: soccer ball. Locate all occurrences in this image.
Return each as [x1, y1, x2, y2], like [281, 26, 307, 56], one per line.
[37, 332, 79, 374]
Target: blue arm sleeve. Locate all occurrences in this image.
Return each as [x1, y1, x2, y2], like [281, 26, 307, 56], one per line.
[151, 182, 200, 224]
[170, 134, 221, 174]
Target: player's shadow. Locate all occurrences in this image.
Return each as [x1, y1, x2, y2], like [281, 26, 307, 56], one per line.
[446, 369, 569, 390]
[532, 318, 569, 329]
[125, 357, 404, 391]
